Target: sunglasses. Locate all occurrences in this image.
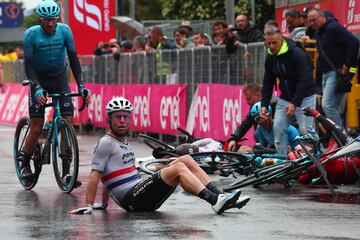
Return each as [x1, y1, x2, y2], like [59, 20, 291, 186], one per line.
[40, 17, 59, 23]
[111, 113, 131, 121]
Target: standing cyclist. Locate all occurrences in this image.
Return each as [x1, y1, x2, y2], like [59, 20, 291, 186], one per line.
[68, 97, 250, 215]
[19, 0, 90, 182]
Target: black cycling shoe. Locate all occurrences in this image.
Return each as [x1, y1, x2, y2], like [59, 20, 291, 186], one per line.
[62, 174, 82, 189]
[20, 166, 33, 179]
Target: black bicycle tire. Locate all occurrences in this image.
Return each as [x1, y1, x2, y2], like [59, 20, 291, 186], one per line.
[189, 151, 249, 170]
[139, 134, 175, 150]
[138, 158, 173, 175]
[52, 118, 79, 194]
[13, 116, 42, 190]
[252, 164, 299, 188]
[223, 161, 292, 191]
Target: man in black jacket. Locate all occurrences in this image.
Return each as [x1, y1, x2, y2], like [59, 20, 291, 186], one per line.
[260, 28, 318, 155]
[226, 14, 264, 55]
[308, 9, 359, 127]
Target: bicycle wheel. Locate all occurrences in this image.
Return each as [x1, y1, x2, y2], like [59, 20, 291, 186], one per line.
[13, 116, 42, 190]
[223, 161, 292, 192]
[253, 160, 313, 188]
[138, 159, 173, 175]
[52, 118, 79, 193]
[190, 151, 248, 170]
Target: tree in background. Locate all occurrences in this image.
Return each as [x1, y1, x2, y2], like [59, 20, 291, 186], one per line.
[122, 0, 274, 28]
[160, 0, 274, 28]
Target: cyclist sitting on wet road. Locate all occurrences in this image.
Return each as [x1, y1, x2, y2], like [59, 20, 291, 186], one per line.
[68, 97, 250, 215]
[19, 0, 90, 181]
[227, 83, 278, 152]
[242, 102, 299, 153]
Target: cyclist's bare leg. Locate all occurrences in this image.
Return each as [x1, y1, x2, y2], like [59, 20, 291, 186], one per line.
[168, 155, 211, 186]
[23, 118, 44, 155]
[160, 161, 206, 195]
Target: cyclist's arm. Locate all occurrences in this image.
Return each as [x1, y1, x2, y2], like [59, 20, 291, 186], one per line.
[63, 25, 84, 89]
[88, 139, 113, 204]
[24, 59, 41, 88]
[287, 125, 300, 149]
[23, 30, 41, 88]
[86, 170, 102, 205]
[228, 112, 254, 142]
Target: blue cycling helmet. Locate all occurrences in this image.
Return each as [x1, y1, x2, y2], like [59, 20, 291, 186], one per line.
[36, 0, 60, 18]
[250, 101, 272, 118]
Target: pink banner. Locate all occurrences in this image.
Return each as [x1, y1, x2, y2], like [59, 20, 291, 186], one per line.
[81, 83, 187, 134]
[0, 83, 29, 125]
[0, 83, 187, 135]
[186, 84, 255, 145]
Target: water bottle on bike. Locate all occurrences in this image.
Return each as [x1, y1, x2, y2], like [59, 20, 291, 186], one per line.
[255, 157, 286, 166]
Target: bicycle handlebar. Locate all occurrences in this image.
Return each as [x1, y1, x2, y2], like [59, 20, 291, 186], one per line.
[22, 80, 88, 112]
[177, 127, 195, 143]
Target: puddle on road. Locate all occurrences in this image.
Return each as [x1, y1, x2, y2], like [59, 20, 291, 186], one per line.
[310, 192, 360, 204]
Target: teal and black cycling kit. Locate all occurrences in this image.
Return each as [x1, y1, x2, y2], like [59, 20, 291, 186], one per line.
[23, 23, 85, 117]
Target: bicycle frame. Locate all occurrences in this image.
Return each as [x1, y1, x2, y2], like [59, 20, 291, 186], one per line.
[41, 92, 84, 163]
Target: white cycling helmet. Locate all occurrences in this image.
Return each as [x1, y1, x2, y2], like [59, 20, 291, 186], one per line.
[106, 97, 133, 116]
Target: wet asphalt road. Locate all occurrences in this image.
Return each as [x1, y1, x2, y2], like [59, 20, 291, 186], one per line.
[1, 124, 360, 240]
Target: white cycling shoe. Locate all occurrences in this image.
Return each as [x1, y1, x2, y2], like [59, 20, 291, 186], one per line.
[225, 195, 250, 211]
[212, 189, 241, 214]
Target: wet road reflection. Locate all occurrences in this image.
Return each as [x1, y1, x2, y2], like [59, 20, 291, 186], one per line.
[1, 128, 360, 239]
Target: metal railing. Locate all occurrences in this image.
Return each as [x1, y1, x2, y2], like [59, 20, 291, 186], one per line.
[1, 43, 267, 99]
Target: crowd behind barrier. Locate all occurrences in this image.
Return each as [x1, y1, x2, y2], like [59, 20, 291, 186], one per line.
[0, 43, 266, 107]
[1, 41, 359, 137]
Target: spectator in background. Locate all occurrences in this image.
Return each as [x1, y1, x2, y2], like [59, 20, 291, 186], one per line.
[0, 48, 18, 61]
[263, 20, 278, 34]
[225, 14, 264, 55]
[93, 41, 112, 56]
[212, 21, 228, 45]
[109, 38, 121, 61]
[173, 28, 188, 49]
[202, 33, 213, 46]
[148, 27, 176, 50]
[179, 20, 193, 39]
[133, 35, 147, 52]
[285, 9, 307, 39]
[15, 47, 24, 59]
[300, 6, 316, 40]
[120, 40, 134, 53]
[188, 32, 206, 48]
[308, 8, 359, 127]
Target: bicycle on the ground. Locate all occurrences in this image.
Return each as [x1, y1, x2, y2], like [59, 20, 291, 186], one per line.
[138, 128, 287, 176]
[13, 80, 88, 193]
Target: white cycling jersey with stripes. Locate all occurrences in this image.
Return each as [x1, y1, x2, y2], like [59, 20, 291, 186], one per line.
[91, 135, 141, 203]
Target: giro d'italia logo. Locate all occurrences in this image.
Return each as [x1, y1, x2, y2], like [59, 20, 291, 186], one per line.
[5, 3, 21, 19]
[74, 0, 102, 31]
